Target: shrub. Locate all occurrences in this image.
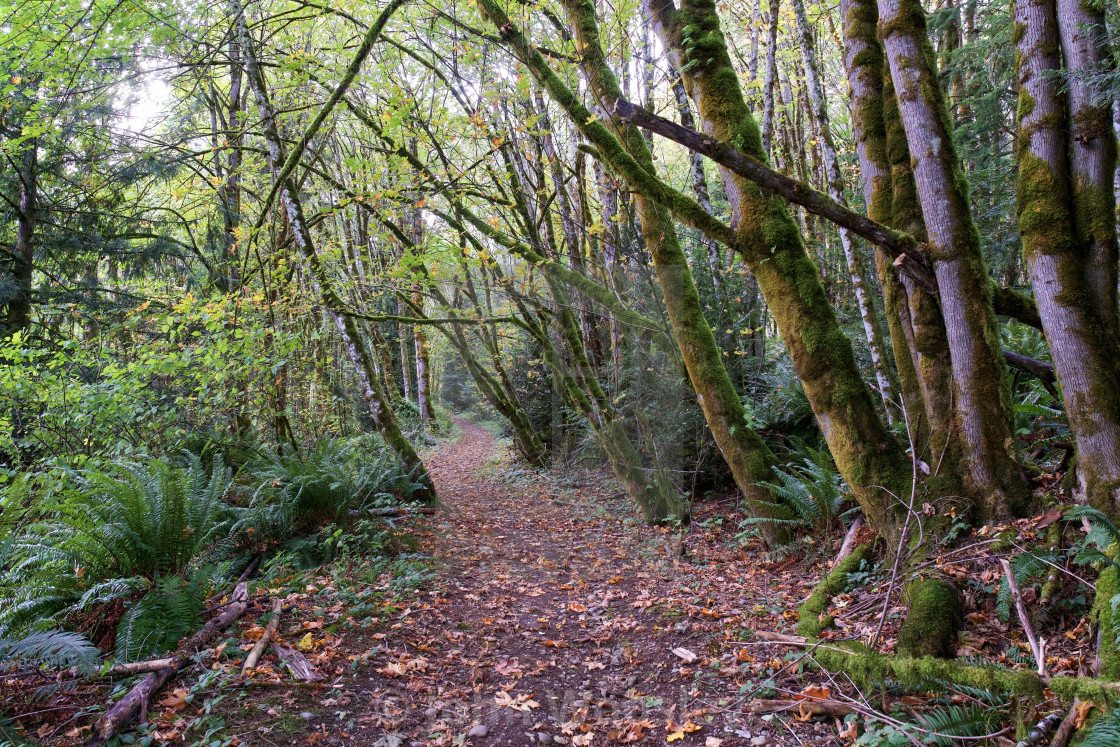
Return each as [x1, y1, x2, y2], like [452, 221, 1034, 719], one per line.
[245, 434, 423, 541]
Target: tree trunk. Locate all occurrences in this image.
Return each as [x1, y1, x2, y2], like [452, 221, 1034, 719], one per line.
[878, 0, 1029, 521]
[232, 0, 435, 502]
[761, 0, 781, 154]
[560, 0, 791, 541]
[647, 0, 912, 532]
[791, 0, 898, 423]
[1018, 0, 1120, 518]
[1056, 0, 1119, 346]
[6, 138, 37, 336]
[670, 70, 723, 294]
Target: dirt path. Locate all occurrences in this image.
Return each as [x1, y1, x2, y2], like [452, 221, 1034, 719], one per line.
[342, 420, 841, 746]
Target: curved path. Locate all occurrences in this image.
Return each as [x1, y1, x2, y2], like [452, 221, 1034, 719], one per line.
[349, 419, 839, 746]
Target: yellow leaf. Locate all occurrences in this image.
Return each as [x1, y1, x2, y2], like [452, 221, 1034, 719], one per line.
[667, 731, 685, 742]
[297, 632, 314, 651]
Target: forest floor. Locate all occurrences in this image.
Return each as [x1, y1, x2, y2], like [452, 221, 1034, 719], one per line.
[218, 418, 848, 747]
[16, 418, 1092, 746]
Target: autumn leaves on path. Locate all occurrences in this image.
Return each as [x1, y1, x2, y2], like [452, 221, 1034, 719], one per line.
[350, 419, 843, 746]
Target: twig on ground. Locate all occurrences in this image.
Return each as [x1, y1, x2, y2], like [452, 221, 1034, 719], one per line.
[1001, 557, 1047, 675]
[242, 598, 282, 674]
[85, 582, 249, 747]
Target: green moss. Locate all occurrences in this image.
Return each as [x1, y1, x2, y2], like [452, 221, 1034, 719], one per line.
[897, 578, 963, 658]
[1095, 549, 1120, 680]
[798, 544, 873, 638]
[813, 644, 1047, 696]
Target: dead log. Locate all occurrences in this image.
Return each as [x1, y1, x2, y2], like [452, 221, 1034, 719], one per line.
[272, 641, 323, 681]
[242, 599, 282, 674]
[66, 658, 177, 678]
[86, 582, 249, 746]
[835, 514, 865, 566]
[748, 698, 855, 717]
[1045, 701, 1080, 747]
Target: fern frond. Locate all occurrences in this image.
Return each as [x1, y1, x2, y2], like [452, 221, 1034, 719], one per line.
[0, 631, 99, 673]
[916, 703, 1001, 746]
[1080, 708, 1120, 747]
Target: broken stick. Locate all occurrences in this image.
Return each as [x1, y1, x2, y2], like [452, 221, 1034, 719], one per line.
[242, 598, 282, 674]
[1000, 558, 1047, 676]
[748, 698, 855, 718]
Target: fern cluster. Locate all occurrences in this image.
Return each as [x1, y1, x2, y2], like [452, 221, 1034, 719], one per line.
[245, 434, 422, 541]
[0, 452, 241, 661]
[0, 435, 421, 665]
[739, 438, 850, 538]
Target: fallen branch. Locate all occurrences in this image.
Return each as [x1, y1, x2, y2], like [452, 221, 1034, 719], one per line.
[610, 97, 936, 292]
[204, 556, 258, 610]
[1044, 700, 1081, 747]
[364, 506, 438, 517]
[1010, 710, 1063, 747]
[1003, 350, 1060, 400]
[1001, 557, 1047, 676]
[242, 599, 282, 674]
[86, 582, 249, 747]
[751, 631, 809, 645]
[748, 698, 855, 718]
[61, 658, 177, 679]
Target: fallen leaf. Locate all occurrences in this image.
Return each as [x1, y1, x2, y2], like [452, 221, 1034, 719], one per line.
[837, 719, 858, 741]
[1074, 701, 1097, 729]
[667, 731, 685, 742]
[706, 738, 723, 747]
[297, 632, 315, 651]
[160, 688, 188, 711]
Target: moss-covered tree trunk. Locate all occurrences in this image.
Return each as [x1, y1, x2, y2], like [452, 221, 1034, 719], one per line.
[645, 0, 912, 532]
[839, 0, 925, 441]
[670, 70, 724, 295]
[232, 0, 435, 502]
[839, 0, 963, 477]
[1056, 0, 1119, 347]
[878, 0, 1029, 521]
[561, 0, 793, 542]
[1016, 0, 1120, 518]
[545, 274, 684, 522]
[478, 0, 790, 539]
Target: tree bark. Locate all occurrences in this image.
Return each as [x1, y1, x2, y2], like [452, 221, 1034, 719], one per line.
[6, 138, 37, 336]
[645, 0, 912, 532]
[761, 0, 781, 154]
[791, 0, 897, 422]
[878, 0, 1029, 521]
[1017, 0, 1120, 517]
[481, 0, 788, 536]
[1056, 0, 1119, 345]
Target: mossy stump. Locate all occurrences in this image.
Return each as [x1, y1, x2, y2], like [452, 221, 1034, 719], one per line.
[897, 577, 963, 659]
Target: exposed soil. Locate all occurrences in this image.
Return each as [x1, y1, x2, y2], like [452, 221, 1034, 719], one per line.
[331, 419, 842, 746]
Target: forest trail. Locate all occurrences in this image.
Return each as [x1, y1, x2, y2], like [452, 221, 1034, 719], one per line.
[342, 419, 841, 746]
